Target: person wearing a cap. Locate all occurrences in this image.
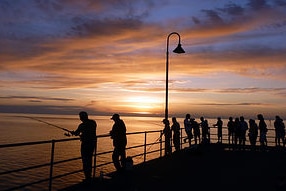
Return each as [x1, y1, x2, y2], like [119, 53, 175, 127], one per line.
[110, 113, 127, 171]
[71, 111, 97, 183]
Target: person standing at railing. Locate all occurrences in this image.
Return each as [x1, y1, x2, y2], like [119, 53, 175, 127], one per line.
[71, 111, 97, 183]
[248, 119, 258, 150]
[213, 117, 223, 144]
[239, 116, 248, 149]
[110, 113, 127, 172]
[274, 115, 285, 147]
[184, 114, 193, 147]
[200, 116, 210, 144]
[191, 118, 200, 145]
[257, 114, 268, 148]
[162, 118, 172, 155]
[171, 117, 181, 152]
[227, 117, 235, 144]
[234, 117, 241, 148]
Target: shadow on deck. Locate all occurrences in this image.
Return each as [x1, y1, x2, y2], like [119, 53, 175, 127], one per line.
[60, 144, 286, 191]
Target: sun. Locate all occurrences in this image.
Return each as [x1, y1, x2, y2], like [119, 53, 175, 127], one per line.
[124, 96, 161, 114]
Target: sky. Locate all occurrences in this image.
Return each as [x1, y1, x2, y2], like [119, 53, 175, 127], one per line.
[0, 0, 286, 119]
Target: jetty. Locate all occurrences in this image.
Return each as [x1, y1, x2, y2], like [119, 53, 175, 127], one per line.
[61, 144, 286, 191]
[1, 127, 286, 191]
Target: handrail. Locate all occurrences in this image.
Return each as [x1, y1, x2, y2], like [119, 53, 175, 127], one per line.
[0, 129, 166, 191]
[0, 127, 278, 191]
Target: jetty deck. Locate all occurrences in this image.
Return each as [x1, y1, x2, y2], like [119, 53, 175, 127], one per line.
[60, 144, 286, 191]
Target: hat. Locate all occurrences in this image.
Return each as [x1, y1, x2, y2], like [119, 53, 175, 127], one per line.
[111, 113, 120, 120]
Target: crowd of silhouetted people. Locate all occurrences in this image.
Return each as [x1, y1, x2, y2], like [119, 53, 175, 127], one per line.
[161, 113, 286, 154]
[71, 111, 285, 183]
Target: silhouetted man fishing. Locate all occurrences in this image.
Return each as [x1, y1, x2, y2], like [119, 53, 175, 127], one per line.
[71, 111, 97, 183]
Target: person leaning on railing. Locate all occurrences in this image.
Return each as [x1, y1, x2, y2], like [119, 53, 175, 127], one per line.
[71, 111, 97, 183]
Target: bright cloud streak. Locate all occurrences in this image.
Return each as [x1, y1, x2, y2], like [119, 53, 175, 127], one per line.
[0, 0, 286, 119]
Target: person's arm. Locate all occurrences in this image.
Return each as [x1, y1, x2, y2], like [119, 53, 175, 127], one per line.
[71, 125, 81, 136]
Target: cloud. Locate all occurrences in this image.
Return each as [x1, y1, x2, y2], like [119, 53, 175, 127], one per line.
[194, 102, 267, 106]
[0, 0, 286, 116]
[0, 104, 98, 115]
[0, 95, 74, 102]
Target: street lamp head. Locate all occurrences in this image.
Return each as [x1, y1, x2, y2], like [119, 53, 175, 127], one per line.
[173, 43, 185, 54]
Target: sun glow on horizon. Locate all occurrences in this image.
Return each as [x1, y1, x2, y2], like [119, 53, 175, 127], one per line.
[123, 96, 162, 113]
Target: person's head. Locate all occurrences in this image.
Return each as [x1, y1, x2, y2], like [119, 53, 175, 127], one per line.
[200, 116, 204, 121]
[79, 111, 88, 121]
[111, 113, 120, 121]
[257, 114, 264, 120]
[249, 119, 254, 124]
[172, 117, 177, 123]
[186, 114, 190, 119]
[240, 116, 244, 121]
[229, 117, 233, 121]
[275, 115, 282, 122]
[162, 119, 170, 125]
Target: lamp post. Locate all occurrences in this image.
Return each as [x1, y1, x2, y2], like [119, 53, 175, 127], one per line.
[163, 32, 185, 156]
[165, 32, 185, 121]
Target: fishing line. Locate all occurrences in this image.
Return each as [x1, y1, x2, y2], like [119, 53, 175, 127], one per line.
[147, 134, 162, 151]
[137, 133, 162, 160]
[21, 116, 72, 136]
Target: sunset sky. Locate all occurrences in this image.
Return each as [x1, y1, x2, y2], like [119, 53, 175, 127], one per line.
[0, 0, 286, 119]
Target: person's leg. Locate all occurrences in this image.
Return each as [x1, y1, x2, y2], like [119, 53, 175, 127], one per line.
[81, 143, 94, 180]
[112, 147, 121, 171]
[187, 132, 192, 147]
[120, 147, 127, 169]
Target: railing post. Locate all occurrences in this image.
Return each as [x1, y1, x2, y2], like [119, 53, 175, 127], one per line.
[144, 132, 147, 162]
[48, 140, 55, 191]
[160, 130, 163, 157]
[180, 128, 183, 150]
[92, 137, 98, 178]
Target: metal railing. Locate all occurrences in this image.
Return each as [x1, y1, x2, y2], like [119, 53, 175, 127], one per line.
[0, 127, 278, 191]
[0, 129, 172, 191]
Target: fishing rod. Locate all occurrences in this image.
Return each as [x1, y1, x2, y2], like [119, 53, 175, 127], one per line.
[22, 116, 73, 136]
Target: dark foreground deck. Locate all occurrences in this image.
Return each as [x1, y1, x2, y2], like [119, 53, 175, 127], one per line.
[60, 144, 286, 191]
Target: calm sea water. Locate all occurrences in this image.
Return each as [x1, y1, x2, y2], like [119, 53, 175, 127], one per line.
[0, 113, 274, 191]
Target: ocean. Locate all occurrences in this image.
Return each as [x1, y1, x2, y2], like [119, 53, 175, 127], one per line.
[0, 113, 275, 191]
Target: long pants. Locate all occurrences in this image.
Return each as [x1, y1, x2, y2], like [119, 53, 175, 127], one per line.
[81, 142, 95, 179]
[112, 146, 126, 171]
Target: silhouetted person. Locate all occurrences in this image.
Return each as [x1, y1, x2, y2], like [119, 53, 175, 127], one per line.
[257, 114, 268, 148]
[72, 111, 97, 182]
[227, 117, 235, 144]
[234, 117, 240, 148]
[213, 117, 223, 143]
[110, 113, 127, 171]
[239, 116, 248, 148]
[162, 119, 172, 155]
[184, 114, 193, 147]
[191, 118, 200, 145]
[274, 115, 285, 147]
[248, 119, 258, 149]
[171, 117, 181, 151]
[200, 116, 210, 144]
